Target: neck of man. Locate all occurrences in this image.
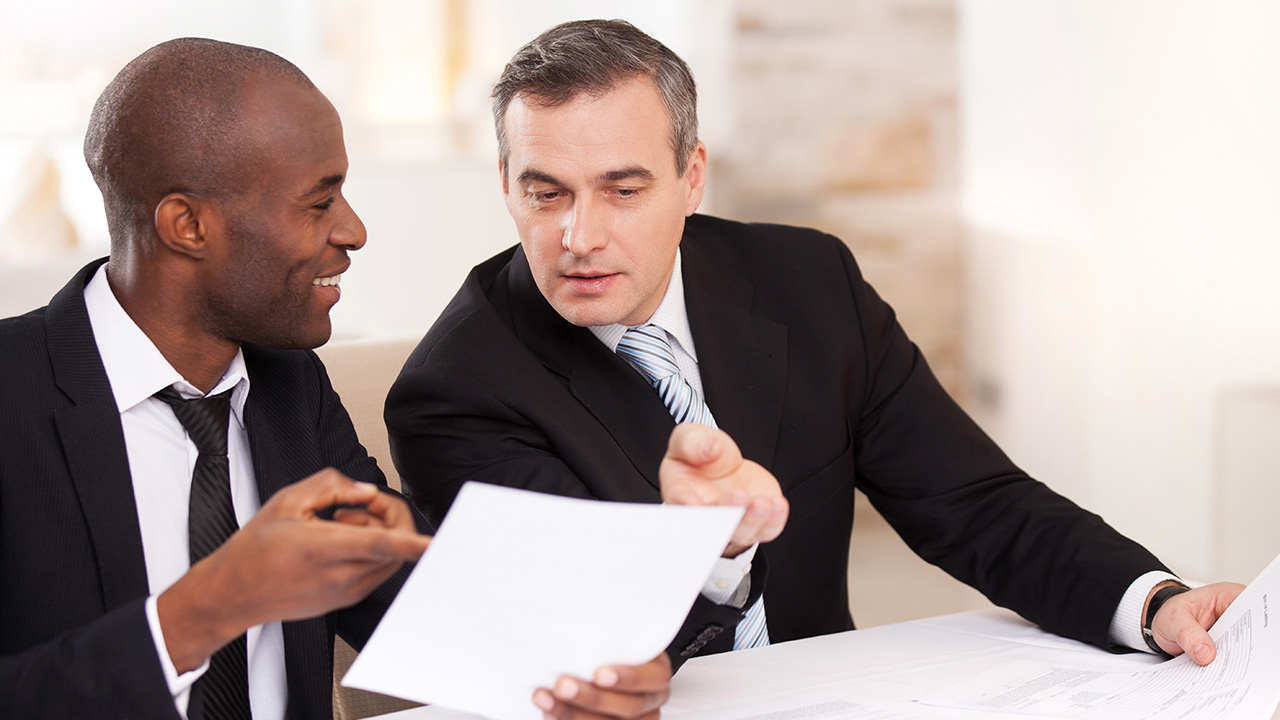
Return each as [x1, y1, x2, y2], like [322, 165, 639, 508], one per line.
[105, 261, 238, 394]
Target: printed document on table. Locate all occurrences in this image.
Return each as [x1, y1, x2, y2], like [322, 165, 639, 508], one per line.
[342, 482, 744, 720]
[922, 553, 1280, 719]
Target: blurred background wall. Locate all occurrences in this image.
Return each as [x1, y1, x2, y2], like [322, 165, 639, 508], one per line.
[961, 0, 1280, 587]
[2, 0, 1277, 590]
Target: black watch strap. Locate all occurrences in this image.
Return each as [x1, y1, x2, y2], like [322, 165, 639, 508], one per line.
[1142, 583, 1191, 657]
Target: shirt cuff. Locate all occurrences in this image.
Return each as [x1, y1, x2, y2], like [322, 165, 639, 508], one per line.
[145, 595, 209, 718]
[1108, 570, 1184, 652]
[700, 543, 758, 608]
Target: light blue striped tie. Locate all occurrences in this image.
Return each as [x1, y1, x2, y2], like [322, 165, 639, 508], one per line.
[616, 324, 770, 650]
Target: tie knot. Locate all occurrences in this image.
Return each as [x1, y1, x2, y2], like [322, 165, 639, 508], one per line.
[153, 386, 232, 457]
[616, 324, 680, 383]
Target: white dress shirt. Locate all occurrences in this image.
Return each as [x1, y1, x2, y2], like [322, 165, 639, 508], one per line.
[590, 249, 1179, 649]
[83, 264, 287, 719]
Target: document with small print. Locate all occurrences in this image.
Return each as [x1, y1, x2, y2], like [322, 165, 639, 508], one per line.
[921, 553, 1280, 719]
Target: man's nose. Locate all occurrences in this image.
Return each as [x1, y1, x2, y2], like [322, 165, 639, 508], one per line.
[562, 198, 607, 257]
[332, 196, 367, 251]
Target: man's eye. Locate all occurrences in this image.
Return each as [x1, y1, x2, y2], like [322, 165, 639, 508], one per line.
[614, 188, 640, 198]
[531, 190, 562, 202]
[313, 198, 336, 211]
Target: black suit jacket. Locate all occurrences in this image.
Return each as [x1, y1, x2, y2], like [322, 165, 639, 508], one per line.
[0, 259, 413, 719]
[388, 214, 1170, 661]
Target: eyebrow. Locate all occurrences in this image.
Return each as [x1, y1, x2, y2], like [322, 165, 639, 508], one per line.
[303, 174, 345, 197]
[517, 169, 561, 187]
[601, 167, 655, 183]
[516, 166, 657, 188]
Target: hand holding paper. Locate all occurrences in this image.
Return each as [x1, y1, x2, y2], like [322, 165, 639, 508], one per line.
[1149, 581, 1247, 665]
[534, 653, 671, 720]
[660, 423, 789, 558]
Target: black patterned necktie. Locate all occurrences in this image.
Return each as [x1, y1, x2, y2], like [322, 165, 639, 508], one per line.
[154, 386, 252, 720]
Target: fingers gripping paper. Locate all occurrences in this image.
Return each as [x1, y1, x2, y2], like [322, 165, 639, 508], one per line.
[343, 482, 745, 720]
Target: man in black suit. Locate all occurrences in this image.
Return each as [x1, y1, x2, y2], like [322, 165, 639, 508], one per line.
[2, 37, 751, 720]
[387, 19, 1243, 667]
[0, 37, 429, 720]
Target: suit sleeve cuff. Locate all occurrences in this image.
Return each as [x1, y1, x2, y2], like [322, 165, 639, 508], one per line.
[1108, 570, 1184, 652]
[146, 595, 209, 718]
[700, 544, 757, 608]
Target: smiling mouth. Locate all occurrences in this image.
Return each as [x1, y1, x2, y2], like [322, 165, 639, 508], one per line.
[313, 273, 342, 287]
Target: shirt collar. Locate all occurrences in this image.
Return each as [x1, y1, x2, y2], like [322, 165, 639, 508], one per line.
[83, 263, 250, 426]
[588, 249, 699, 360]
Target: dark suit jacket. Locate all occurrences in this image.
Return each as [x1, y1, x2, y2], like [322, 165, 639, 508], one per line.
[387, 213, 1169, 661]
[0, 259, 414, 720]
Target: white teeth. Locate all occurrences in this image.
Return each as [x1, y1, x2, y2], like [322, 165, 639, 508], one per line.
[312, 274, 342, 287]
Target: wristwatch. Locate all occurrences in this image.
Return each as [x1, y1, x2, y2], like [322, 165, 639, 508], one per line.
[1142, 582, 1191, 657]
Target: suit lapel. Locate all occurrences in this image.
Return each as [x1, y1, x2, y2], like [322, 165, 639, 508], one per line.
[240, 348, 332, 717]
[241, 359, 290, 503]
[681, 230, 789, 470]
[48, 259, 152, 607]
[504, 249, 674, 491]
[241, 345, 331, 499]
[566, 354, 675, 492]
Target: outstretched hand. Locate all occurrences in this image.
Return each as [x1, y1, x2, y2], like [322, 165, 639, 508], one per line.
[533, 653, 671, 720]
[659, 423, 788, 557]
[1149, 582, 1246, 665]
[158, 468, 430, 672]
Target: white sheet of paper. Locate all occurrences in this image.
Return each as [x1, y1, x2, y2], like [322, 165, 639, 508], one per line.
[342, 482, 744, 720]
[920, 553, 1280, 719]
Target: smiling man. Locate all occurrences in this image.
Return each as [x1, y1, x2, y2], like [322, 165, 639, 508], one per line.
[0, 38, 430, 720]
[387, 18, 1244, 675]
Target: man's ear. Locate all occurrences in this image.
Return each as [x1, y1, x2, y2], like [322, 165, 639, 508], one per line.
[499, 159, 519, 218]
[155, 193, 217, 259]
[683, 141, 708, 217]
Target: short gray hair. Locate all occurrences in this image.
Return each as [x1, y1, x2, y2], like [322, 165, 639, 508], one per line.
[492, 19, 699, 176]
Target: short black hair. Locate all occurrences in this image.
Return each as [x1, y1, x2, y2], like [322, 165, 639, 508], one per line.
[83, 37, 314, 250]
